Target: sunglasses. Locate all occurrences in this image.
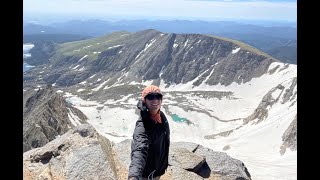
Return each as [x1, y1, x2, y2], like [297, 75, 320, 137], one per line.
[145, 94, 162, 100]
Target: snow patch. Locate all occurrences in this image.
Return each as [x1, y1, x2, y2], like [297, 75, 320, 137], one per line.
[77, 89, 85, 92]
[232, 47, 241, 54]
[78, 55, 88, 62]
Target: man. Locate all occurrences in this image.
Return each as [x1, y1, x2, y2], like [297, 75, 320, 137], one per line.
[128, 85, 170, 180]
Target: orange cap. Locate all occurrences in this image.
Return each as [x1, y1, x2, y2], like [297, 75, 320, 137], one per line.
[141, 85, 162, 102]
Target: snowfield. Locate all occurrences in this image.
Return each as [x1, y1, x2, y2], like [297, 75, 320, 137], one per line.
[64, 62, 297, 180]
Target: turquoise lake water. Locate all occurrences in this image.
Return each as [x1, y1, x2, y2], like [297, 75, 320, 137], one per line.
[171, 114, 187, 123]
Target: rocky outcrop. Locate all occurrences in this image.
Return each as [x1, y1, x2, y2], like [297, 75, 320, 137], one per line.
[113, 139, 251, 180]
[24, 124, 252, 180]
[244, 75, 297, 125]
[281, 77, 297, 104]
[204, 126, 241, 140]
[23, 124, 117, 180]
[243, 84, 285, 124]
[280, 115, 297, 155]
[23, 85, 87, 152]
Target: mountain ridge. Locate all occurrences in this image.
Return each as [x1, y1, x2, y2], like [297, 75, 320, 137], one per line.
[23, 85, 88, 152]
[24, 29, 280, 90]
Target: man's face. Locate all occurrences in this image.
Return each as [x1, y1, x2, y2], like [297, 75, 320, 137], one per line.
[145, 93, 162, 113]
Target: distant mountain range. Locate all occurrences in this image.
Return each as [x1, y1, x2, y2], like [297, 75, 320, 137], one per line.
[23, 19, 297, 64]
[23, 33, 91, 44]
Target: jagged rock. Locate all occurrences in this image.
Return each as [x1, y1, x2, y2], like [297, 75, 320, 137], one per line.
[23, 85, 87, 152]
[268, 64, 280, 74]
[23, 124, 117, 180]
[281, 77, 297, 104]
[194, 144, 251, 180]
[204, 129, 235, 140]
[243, 84, 285, 124]
[280, 115, 297, 155]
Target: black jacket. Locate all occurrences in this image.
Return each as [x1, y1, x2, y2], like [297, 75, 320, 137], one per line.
[128, 105, 170, 179]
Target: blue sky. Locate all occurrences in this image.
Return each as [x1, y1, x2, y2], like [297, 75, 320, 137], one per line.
[23, 0, 297, 22]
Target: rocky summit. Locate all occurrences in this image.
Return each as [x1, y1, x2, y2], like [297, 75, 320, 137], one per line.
[23, 124, 251, 180]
